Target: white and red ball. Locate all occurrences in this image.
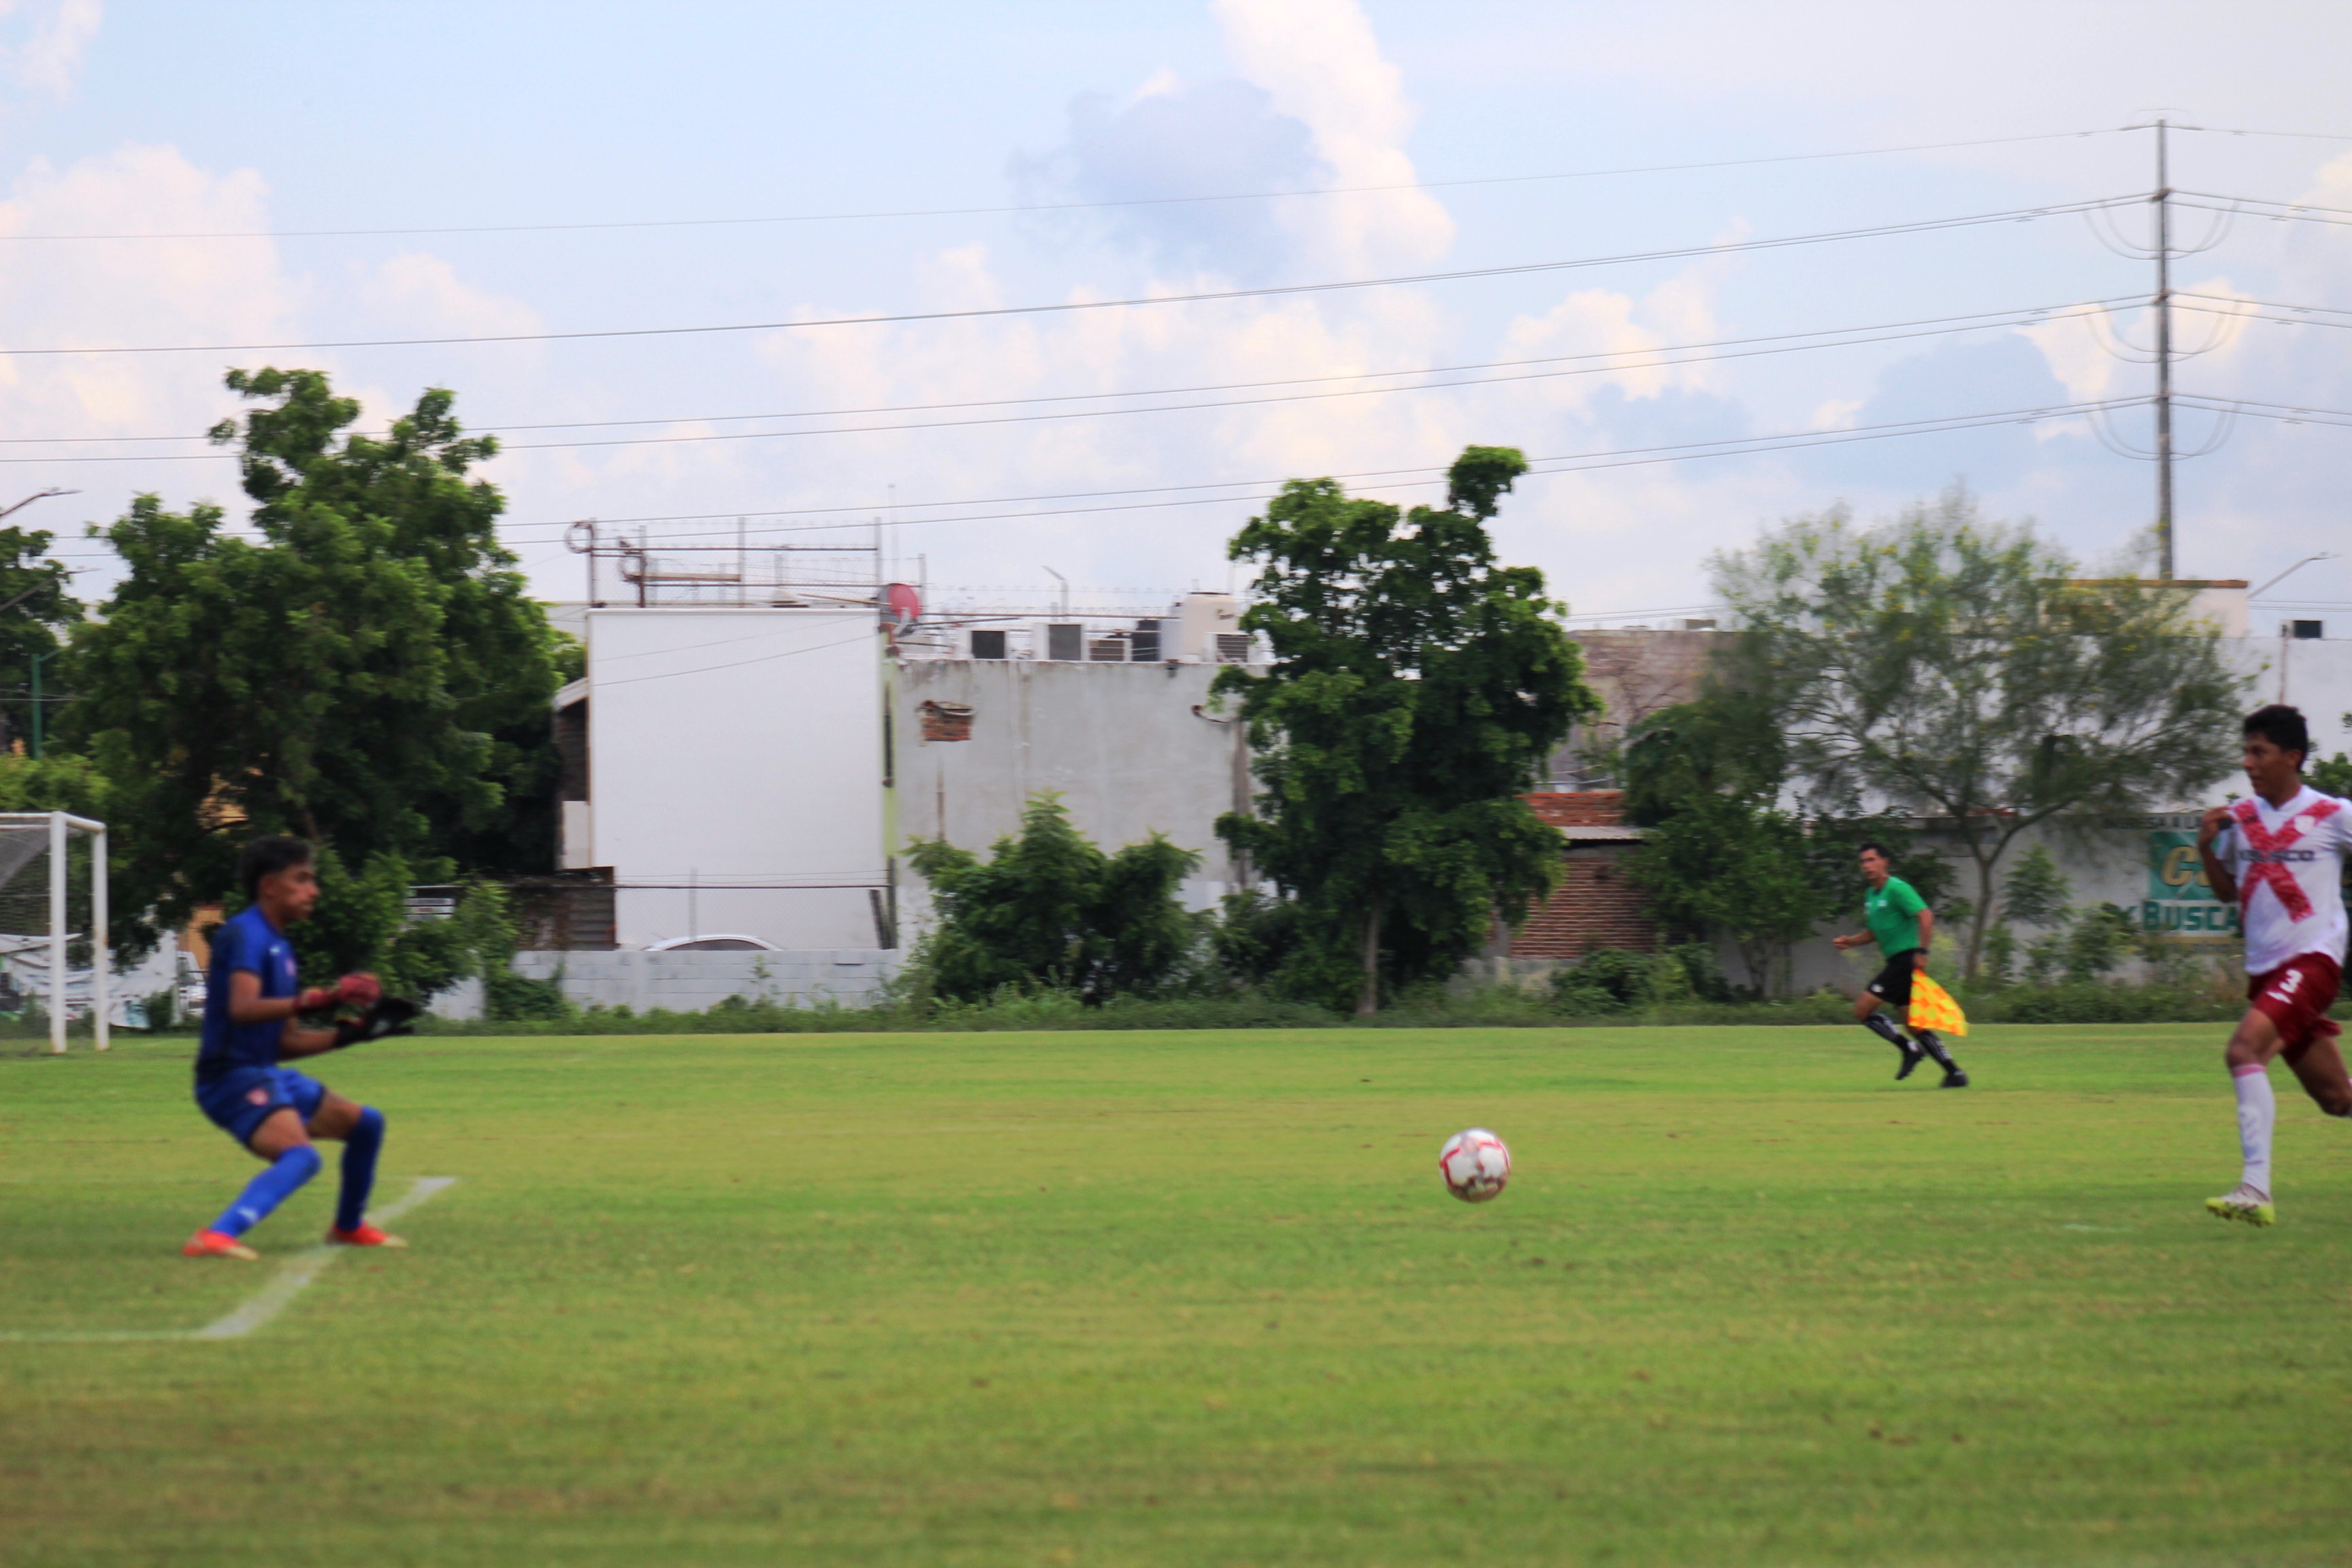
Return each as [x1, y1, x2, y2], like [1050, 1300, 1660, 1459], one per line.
[1437, 1128, 1512, 1203]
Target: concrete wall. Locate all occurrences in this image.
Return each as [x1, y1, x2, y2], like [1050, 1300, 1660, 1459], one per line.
[893, 658, 1254, 919]
[489, 948, 900, 1015]
[1748, 809, 2254, 999]
[583, 607, 887, 949]
[1548, 629, 1721, 787]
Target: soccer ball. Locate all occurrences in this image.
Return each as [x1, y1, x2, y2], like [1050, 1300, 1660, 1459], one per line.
[1438, 1128, 1511, 1203]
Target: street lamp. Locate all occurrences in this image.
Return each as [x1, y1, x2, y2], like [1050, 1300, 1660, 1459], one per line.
[0, 489, 76, 523]
[2253, 552, 2340, 706]
[2250, 551, 2339, 602]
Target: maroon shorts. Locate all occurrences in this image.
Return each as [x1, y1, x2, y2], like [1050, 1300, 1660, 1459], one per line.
[2248, 953, 2343, 1054]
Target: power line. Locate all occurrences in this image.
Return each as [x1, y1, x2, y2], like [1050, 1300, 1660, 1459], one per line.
[2174, 293, 2352, 327]
[2176, 124, 2352, 144]
[593, 625, 883, 687]
[2178, 394, 2352, 429]
[472, 397, 2141, 546]
[0, 195, 2138, 359]
[0, 127, 2134, 242]
[2174, 193, 2352, 229]
[2, 296, 2129, 449]
[32, 395, 2149, 568]
[546, 397, 2151, 543]
[0, 297, 2134, 464]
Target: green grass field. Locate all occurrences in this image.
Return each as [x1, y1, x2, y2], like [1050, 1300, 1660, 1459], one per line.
[3, 1024, 2347, 1566]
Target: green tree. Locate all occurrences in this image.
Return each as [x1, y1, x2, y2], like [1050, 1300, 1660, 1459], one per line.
[1213, 446, 1599, 1014]
[1998, 844, 2073, 929]
[214, 854, 514, 1004]
[66, 368, 572, 956]
[1627, 796, 1818, 996]
[1622, 693, 1950, 995]
[1993, 843, 2073, 984]
[0, 514, 82, 755]
[908, 794, 1200, 1004]
[2311, 714, 2352, 799]
[1712, 486, 2247, 979]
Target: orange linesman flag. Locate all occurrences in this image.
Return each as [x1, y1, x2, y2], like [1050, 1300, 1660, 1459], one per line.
[1908, 973, 1968, 1038]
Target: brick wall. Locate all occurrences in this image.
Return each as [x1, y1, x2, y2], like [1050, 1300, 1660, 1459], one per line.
[1507, 847, 1659, 959]
[1507, 791, 1661, 959]
[1524, 789, 1627, 828]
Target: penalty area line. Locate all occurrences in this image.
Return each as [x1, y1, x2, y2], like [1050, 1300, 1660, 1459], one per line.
[0, 1176, 457, 1345]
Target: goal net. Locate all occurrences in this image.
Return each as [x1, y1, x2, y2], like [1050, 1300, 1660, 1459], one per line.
[0, 813, 110, 1054]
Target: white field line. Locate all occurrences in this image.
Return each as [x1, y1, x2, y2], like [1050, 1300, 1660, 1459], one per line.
[0, 1176, 457, 1344]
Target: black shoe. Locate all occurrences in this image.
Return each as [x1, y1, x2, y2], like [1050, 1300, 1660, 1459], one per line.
[1895, 1046, 1927, 1081]
[1939, 1068, 1970, 1088]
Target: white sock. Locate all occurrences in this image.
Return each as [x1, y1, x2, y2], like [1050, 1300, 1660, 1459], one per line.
[2234, 1064, 2275, 1196]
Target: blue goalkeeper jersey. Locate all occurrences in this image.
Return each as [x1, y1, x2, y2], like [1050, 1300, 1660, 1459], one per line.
[195, 904, 299, 1083]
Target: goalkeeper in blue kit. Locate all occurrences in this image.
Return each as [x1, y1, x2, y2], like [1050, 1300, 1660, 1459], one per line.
[182, 836, 418, 1260]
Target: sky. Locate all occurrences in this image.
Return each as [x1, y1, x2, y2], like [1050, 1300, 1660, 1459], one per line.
[2, 0, 2351, 626]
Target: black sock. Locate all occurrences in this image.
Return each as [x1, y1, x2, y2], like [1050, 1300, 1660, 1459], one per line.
[1863, 1013, 1914, 1049]
[1914, 1031, 1959, 1071]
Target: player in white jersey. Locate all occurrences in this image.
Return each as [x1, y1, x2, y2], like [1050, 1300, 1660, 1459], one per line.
[2195, 704, 2352, 1226]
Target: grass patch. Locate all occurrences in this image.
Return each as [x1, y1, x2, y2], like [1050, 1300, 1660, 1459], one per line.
[3, 1024, 2346, 1565]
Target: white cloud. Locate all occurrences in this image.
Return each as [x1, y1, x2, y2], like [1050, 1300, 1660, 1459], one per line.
[0, 0, 99, 100]
[2021, 304, 2121, 403]
[0, 145, 294, 452]
[354, 252, 544, 342]
[0, 141, 567, 589]
[1494, 271, 1728, 412]
[1211, 0, 1453, 272]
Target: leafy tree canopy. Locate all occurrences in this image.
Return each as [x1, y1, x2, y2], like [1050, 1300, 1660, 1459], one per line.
[2311, 715, 2352, 800]
[1622, 693, 1950, 995]
[1998, 845, 2072, 930]
[0, 514, 82, 754]
[1710, 485, 2246, 977]
[1213, 446, 1599, 1013]
[67, 367, 574, 956]
[909, 794, 1200, 1004]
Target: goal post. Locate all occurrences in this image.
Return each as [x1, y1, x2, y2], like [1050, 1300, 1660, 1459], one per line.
[0, 811, 109, 1055]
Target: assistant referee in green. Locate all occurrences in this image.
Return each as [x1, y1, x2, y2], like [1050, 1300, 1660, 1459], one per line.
[1831, 841, 1968, 1087]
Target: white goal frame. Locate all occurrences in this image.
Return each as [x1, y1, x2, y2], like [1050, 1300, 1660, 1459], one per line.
[0, 812, 109, 1055]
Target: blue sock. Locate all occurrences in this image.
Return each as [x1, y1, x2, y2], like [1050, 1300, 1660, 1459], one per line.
[210, 1145, 322, 1238]
[337, 1107, 384, 1232]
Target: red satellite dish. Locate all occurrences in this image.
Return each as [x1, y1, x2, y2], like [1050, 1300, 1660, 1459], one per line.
[883, 582, 922, 627]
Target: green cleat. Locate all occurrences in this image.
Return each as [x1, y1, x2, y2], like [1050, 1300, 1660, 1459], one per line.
[2205, 1183, 2275, 1227]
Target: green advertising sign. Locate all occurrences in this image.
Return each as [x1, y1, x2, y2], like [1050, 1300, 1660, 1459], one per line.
[2143, 828, 2238, 938]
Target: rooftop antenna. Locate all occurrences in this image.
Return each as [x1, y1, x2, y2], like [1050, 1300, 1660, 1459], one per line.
[1043, 566, 1070, 618]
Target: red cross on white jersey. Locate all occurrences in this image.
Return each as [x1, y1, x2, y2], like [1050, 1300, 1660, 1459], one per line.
[2225, 787, 2351, 976]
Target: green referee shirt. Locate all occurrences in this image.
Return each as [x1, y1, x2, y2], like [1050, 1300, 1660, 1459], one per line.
[1863, 875, 1927, 958]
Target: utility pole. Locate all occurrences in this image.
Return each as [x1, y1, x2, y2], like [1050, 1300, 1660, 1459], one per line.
[2153, 118, 2174, 580]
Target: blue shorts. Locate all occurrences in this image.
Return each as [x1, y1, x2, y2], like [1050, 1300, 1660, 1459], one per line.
[194, 1066, 327, 1147]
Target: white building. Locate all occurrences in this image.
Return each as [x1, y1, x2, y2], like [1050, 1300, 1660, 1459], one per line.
[557, 606, 891, 952]
[534, 573, 2351, 1009]
[529, 593, 1262, 1010]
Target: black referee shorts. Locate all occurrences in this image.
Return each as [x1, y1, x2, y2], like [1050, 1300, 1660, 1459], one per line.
[1866, 952, 1920, 1009]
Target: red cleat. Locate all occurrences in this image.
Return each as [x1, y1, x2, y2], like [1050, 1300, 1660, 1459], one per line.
[325, 1223, 406, 1248]
[182, 1228, 259, 1261]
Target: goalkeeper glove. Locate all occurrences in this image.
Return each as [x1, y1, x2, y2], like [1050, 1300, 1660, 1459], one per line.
[332, 996, 419, 1049]
[299, 973, 382, 1013]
